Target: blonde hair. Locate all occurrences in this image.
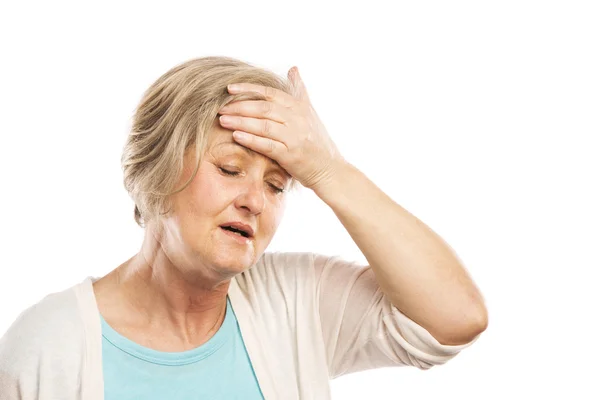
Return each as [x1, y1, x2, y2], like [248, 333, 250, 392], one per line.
[122, 56, 300, 228]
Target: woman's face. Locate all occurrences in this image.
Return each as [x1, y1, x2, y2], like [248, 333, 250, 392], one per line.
[161, 120, 291, 277]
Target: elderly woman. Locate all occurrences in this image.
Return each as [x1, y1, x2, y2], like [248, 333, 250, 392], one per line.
[0, 56, 487, 399]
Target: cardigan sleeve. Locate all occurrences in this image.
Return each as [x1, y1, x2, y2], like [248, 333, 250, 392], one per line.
[0, 332, 24, 400]
[0, 288, 87, 400]
[311, 253, 481, 378]
[0, 305, 42, 400]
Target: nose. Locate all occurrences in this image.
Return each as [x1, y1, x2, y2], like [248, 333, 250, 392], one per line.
[234, 179, 266, 215]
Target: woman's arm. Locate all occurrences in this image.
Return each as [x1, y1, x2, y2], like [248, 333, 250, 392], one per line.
[312, 160, 488, 346]
[218, 72, 487, 345]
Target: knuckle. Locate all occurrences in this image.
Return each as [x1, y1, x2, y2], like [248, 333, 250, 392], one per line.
[262, 119, 271, 136]
[288, 100, 301, 113]
[264, 86, 276, 100]
[262, 101, 273, 117]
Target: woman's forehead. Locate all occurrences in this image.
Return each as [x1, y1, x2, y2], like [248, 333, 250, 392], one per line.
[213, 140, 256, 158]
[210, 140, 290, 177]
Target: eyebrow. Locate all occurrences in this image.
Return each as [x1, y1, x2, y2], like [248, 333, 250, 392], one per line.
[214, 141, 290, 175]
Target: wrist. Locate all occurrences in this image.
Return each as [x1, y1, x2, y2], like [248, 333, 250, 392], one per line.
[310, 158, 354, 199]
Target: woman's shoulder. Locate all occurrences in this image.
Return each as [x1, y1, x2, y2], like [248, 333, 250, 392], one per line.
[244, 251, 322, 281]
[0, 279, 88, 375]
[250, 251, 359, 279]
[259, 251, 316, 268]
[238, 251, 355, 298]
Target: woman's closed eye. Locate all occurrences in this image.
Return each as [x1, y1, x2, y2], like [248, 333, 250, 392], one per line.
[219, 167, 240, 176]
[219, 167, 285, 194]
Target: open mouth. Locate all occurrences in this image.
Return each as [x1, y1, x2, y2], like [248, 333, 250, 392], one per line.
[220, 225, 250, 238]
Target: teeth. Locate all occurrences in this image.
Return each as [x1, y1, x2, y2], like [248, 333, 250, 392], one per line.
[223, 227, 245, 237]
[221, 225, 249, 237]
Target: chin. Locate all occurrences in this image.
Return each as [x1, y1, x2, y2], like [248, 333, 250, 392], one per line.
[207, 246, 258, 273]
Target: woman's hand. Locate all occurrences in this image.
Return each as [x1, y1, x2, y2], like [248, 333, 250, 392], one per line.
[217, 67, 346, 191]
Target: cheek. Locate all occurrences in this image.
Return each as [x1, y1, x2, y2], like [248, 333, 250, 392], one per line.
[262, 201, 286, 235]
[174, 180, 224, 251]
[187, 170, 230, 211]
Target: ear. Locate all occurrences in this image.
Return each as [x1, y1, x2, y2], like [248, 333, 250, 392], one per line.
[288, 66, 310, 103]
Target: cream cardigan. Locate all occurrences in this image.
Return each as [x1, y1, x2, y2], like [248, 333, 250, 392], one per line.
[0, 251, 480, 399]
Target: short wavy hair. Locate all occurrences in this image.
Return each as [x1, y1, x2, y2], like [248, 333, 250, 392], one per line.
[121, 56, 300, 228]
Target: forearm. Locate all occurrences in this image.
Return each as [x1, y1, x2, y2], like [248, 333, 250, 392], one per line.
[312, 161, 488, 345]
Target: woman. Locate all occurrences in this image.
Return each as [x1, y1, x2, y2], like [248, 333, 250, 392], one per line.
[0, 56, 487, 399]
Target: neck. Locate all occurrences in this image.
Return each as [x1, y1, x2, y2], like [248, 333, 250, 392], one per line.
[111, 225, 231, 347]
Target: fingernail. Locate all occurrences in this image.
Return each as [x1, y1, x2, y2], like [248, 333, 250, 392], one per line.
[233, 131, 249, 140]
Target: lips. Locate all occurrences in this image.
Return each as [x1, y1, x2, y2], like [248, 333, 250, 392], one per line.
[219, 222, 255, 238]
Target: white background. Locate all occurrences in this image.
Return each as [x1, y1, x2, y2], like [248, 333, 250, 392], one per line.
[1, 1, 599, 398]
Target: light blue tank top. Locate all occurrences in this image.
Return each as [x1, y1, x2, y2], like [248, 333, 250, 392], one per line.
[100, 295, 264, 399]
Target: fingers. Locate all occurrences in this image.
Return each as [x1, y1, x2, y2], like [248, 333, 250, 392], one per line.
[227, 83, 297, 108]
[219, 114, 285, 142]
[219, 100, 291, 124]
[232, 130, 287, 159]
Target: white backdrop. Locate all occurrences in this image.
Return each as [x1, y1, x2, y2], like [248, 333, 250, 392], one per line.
[1, 1, 599, 398]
